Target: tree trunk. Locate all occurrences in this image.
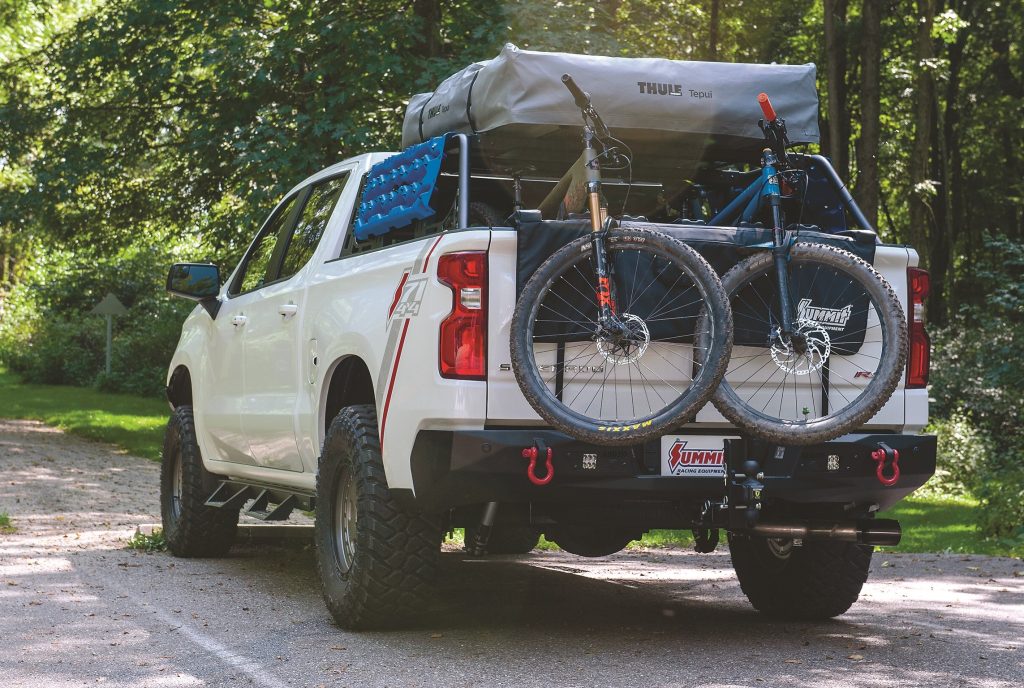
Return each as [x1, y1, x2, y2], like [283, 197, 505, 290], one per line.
[708, 0, 720, 61]
[824, 0, 849, 180]
[412, 0, 442, 59]
[929, 92, 950, 324]
[855, 0, 882, 231]
[933, 0, 970, 323]
[907, 0, 936, 255]
[990, 4, 1024, 241]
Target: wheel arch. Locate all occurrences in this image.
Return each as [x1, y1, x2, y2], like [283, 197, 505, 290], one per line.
[166, 364, 193, 409]
[319, 355, 376, 445]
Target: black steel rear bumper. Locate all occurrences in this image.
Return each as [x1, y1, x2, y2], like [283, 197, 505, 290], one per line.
[408, 428, 936, 516]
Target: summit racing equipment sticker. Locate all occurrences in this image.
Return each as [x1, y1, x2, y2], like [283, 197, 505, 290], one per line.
[659, 435, 738, 477]
[796, 298, 852, 332]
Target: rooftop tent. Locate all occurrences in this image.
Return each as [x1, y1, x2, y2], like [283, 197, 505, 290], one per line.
[402, 44, 820, 180]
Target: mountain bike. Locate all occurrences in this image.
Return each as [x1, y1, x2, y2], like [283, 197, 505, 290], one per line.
[509, 74, 733, 445]
[696, 93, 907, 444]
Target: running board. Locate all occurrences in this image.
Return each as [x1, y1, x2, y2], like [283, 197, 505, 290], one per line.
[243, 490, 298, 521]
[204, 480, 315, 520]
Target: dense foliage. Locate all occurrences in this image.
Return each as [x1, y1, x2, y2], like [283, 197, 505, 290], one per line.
[0, 1, 1021, 535]
[929, 237, 1024, 538]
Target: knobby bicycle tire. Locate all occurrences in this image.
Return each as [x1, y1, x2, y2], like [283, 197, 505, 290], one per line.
[704, 243, 907, 445]
[510, 227, 732, 445]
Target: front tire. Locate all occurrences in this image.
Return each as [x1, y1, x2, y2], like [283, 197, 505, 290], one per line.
[728, 533, 872, 619]
[160, 405, 238, 557]
[708, 243, 906, 445]
[546, 526, 639, 557]
[315, 405, 442, 629]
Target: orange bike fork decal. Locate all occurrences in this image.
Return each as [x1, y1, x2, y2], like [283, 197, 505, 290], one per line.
[596, 277, 616, 312]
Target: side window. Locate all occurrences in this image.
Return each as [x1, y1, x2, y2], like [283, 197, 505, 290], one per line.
[232, 195, 298, 295]
[279, 173, 348, 280]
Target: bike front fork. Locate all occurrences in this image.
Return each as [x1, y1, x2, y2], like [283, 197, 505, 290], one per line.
[769, 194, 797, 337]
[590, 228, 619, 330]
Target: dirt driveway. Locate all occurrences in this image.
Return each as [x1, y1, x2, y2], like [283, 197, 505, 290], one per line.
[0, 418, 1021, 688]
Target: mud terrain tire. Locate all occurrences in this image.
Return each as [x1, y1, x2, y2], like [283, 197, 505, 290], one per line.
[728, 533, 872, 619]
[160, 405, 238, 557]
[315, 405, 442, 629]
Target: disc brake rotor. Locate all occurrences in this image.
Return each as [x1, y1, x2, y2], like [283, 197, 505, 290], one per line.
[596, 313, 651, 365]
[769, 318, 831, 375]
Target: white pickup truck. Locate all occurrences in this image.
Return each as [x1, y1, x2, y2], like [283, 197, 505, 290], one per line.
[162, 134, 936, 630]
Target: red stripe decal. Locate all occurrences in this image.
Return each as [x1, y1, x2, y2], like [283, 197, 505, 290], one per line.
[421, 234, 444, 273]
[380, 234, 445, 450]
[379, 319, 411, 451]
[388, 271, 410, 320]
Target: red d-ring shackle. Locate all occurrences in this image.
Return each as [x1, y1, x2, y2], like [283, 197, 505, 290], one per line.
[871, 444, 900, 487]
[521, 446, 554, 486]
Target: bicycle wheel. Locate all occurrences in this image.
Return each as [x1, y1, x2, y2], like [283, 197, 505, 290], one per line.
[705, 243, 906, 445]
[510, 227, 732, 445]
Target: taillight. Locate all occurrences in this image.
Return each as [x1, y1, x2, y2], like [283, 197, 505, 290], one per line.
[907, 267, 930, 388]
[437, 251, 487, 380]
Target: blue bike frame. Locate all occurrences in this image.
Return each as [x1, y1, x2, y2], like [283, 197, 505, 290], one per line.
[705, 150, 877, 337]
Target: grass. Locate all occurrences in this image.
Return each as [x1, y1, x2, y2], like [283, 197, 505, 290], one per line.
[0, 512, 15, 534]
[126, 528, 166, 552]
[628, 496, 1022, 559]
[445, 495, 1022, 560]
[0, 368, 168, 459]
[879, 494, 1024, 558]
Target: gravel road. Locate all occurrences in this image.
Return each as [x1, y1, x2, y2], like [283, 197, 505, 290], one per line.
[1, 418, 1021, 688]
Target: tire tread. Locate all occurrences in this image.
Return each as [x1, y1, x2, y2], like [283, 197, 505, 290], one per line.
[161, 405, 238, 558]
[713, 243, 907, 445]
[315, 405, 441, 629]
[728, 533, 872, 619]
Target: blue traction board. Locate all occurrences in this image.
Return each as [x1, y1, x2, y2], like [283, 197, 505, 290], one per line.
[354, 134, 448, 240]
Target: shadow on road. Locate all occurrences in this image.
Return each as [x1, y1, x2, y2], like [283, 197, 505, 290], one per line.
[2, 419, 1022, 688]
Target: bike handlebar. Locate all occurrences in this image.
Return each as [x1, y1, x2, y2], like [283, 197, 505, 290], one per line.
[757, 92, 777, 123]
[562, 73, 591, 109]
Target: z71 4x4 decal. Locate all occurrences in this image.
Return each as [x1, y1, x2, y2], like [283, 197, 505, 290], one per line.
[375, 234, 445, 450]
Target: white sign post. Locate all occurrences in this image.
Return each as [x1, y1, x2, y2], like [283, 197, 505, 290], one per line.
[90, 293, 128, 375]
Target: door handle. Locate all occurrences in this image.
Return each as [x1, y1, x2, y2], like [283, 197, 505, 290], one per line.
[278, 303, 299, 318]
[231, 314, 248, 327]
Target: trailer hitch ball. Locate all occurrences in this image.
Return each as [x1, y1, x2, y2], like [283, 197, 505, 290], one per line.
[871, 443, 900, 487]
[522, 439, 554, 486]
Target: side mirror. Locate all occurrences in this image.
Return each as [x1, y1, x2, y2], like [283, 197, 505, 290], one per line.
[167, 263, 221, 318]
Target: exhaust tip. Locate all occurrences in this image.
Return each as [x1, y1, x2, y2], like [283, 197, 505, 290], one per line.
[858, 518, 901, 546]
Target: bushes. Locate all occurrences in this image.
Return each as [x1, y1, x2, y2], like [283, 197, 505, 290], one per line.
[928, 237, 1024, 538]
[0, 238, 199, 397]
[974, 460, 1024, 541]
[929, 413, 991, 497]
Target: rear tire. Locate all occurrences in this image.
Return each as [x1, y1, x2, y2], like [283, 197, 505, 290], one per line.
[315, 405, 442, 629]
[160, 405, 238, 558]
[546, 526, 639, 557]
[510, 227, 732, 445]
[728, 533, 872, 619]
[464, 525, 541, 555]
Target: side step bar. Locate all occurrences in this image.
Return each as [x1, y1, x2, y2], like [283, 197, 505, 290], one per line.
[205, 480, 315, 521]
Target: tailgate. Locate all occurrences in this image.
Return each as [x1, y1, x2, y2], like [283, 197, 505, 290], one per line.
[487, 229, 915, 432]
